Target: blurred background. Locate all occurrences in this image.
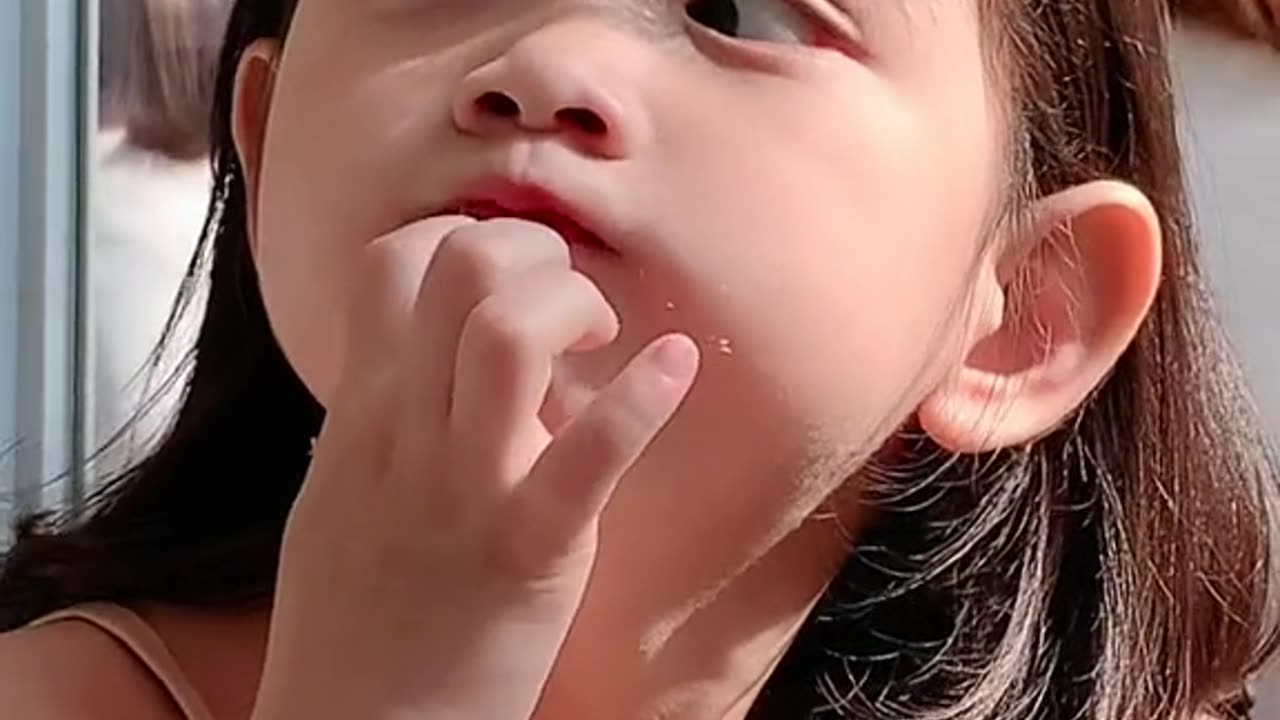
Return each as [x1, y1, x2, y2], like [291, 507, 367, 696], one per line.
[0, 0, 1276, 711]
[1, 0, 226, 519]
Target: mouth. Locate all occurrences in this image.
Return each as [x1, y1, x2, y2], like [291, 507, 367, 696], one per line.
[443, 180, 618, 256]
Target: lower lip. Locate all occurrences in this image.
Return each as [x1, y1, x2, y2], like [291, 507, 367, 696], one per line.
[452, 202, 616, 257]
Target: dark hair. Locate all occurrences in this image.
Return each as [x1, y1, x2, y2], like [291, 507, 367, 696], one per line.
[3, 1, 1276, 718]
[101, 0, 233, 159]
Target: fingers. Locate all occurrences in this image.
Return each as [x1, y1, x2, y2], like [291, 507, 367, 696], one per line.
[326, 215, 702, 588]
[402, 219, 572, 425]
[335, 216, 473, 404]
[511, 334, 699, 569]
[321, 216, 474, 482]
[451, 267, 619, 482]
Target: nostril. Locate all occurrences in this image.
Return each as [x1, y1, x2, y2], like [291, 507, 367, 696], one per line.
[474, 91, 521, 119]
[555, 107, 608, 136]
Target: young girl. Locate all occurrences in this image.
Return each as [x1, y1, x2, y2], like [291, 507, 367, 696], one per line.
[0, 0, 1275, 719]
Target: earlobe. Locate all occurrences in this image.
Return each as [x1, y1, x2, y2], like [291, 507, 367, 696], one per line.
[918, 180, 1163, 453]
[231, 40, 282, 259]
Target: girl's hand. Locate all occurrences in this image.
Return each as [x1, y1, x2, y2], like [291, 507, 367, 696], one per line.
[250, 216, 699, 720]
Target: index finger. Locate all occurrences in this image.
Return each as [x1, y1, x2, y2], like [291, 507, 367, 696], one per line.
[331, 216, 475, 404]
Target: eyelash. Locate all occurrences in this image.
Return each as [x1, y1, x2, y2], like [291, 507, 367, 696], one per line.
[682, 0, 862, 55]
[685, 0, 810, 43]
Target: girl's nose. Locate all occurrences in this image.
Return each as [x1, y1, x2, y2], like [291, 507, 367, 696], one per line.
[451, 20, 651, 159]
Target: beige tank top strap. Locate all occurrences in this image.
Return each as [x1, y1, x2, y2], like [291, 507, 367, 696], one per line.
[31, 602, 217, 720]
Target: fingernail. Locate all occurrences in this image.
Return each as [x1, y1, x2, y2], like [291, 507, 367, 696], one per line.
[654, 335, 699, 382]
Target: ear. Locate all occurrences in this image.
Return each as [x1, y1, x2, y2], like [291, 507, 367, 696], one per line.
[231, 39, 281, 259]
[918, 180, 1163, 453]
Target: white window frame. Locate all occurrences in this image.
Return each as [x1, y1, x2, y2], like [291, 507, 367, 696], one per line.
[1, 0, 98, 527]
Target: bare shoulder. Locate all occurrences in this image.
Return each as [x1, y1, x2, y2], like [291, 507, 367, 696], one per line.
[0, 620, 182, 720]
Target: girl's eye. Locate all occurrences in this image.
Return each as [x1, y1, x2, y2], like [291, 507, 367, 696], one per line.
[685, 0, 813, 45]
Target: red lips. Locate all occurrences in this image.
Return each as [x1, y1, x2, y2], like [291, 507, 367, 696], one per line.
[446, 180, 615, 254]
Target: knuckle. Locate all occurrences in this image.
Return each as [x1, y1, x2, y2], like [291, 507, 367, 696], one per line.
[567, 395, 654, 473]
[435, 224, 514, 289]
[564, 270, 617, 326]
[485, 218, 572, 262]
[605, 374, 665, 438]
[563, 268, 600, 299]
[592, 402, 652, 458]
[464, 299, 539, 369]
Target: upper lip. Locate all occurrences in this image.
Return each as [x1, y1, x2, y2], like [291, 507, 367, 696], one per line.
[442, 176, 618, 254]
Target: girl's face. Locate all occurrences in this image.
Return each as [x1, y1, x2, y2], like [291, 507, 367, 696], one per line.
[240, 0, 1002, 634]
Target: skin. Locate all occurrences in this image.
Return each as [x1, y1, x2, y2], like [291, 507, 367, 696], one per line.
[0, 1, 1163, 718]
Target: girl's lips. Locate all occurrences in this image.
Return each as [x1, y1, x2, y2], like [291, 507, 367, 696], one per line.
[455, 200, 613, 254]
[443, 179, 621, 256]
